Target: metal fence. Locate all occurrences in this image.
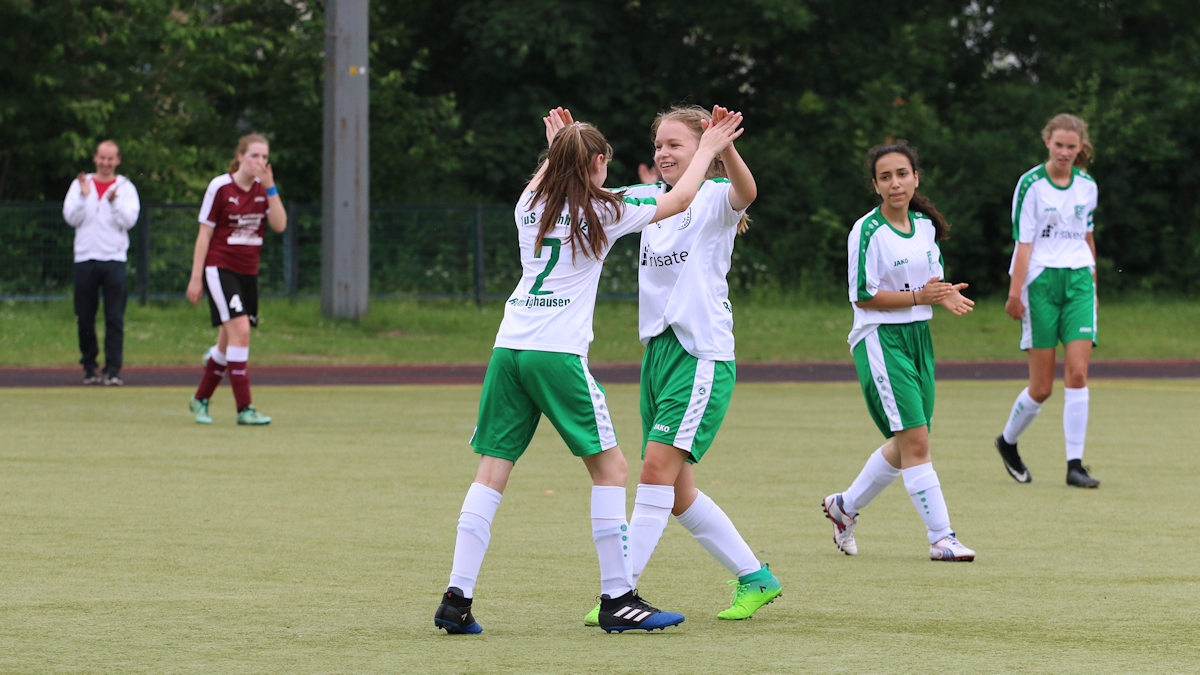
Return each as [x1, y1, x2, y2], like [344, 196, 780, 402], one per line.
[1, 203, 644, 303]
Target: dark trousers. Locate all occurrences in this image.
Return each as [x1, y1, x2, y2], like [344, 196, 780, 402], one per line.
[74, 260, 127, 375]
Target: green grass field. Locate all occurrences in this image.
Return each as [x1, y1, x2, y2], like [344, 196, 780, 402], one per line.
[3, 295, 1199, 366]
[2, 380, 1197, 672]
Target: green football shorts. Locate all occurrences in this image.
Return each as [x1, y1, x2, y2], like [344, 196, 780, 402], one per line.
[852, 321, 935, 437]
[639, 327, 735, 462]
[1022, 267, 1097, 350]
[471, 348, 617, 462]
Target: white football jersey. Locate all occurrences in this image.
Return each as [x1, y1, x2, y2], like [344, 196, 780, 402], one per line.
[493, 191, 658, 356]
[1009, 164, 1098, 285]
[847, 207, 944, 348]
[626, 179, 744, 361]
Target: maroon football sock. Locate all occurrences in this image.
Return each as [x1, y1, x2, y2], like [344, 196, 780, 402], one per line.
[195, 358, 226, 400]
[228, 360, 252, 411]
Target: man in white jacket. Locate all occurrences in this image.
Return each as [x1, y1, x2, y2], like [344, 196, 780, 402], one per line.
[63, 140, 140, 385]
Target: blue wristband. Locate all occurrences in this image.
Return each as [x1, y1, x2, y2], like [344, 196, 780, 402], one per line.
[266, 185, 279, 197]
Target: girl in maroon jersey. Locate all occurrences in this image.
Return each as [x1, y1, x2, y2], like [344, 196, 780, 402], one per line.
[185, 134, 287, 425]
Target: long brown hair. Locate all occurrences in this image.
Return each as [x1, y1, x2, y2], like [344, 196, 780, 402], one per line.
[228, 133, 269, 174]
[867, 142, 951, 241]
[651, 106, 750, 233]
[1042, 113, 1094, 168]
[531, 122, 622, 260]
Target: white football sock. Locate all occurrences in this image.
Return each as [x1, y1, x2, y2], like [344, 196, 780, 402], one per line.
[629, 484, 674, 586]
[447, 482, 502, 598]
[591, 485, 633, 599]
[674, 490, 760, 578]
[841, 445, 900, 514]
[1063, 386, 1089, 462]
[902, 463, 953, 544]
[1002, 387, 1043, 444]
[208, 345, 227, 366]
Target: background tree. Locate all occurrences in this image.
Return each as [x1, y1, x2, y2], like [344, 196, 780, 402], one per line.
[2, 0, 1197, 296]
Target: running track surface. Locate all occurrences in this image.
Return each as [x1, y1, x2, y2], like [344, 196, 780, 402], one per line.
[3, 360, 1199, 387]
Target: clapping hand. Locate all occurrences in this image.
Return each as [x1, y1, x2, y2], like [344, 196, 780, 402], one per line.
[922, 277, 975, 316]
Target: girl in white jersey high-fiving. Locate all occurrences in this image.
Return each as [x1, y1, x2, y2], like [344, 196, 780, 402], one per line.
[822, 142, 977, 563]
[434, 107, 744, 636]
[595, 105, 783, 624]
[994, 114, 1101, 489]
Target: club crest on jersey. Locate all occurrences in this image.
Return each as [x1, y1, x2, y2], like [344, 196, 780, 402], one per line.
[1074, 205, 1086, 219]
[228, 196, 239, 205]
[676, 207, 693, 230]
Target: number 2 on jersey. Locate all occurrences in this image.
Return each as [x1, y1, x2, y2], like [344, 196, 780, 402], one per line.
[528, 238, 561, 296]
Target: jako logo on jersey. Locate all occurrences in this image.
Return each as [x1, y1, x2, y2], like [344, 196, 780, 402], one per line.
[641, 245, 689, 267]
[228, 196, 239, 205]
[653, 423, 672, 433]
[697, 387, 706, 396]
[893, 258, 909, 267]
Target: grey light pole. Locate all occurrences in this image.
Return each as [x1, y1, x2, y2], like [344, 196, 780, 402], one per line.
[321, 0, 369, 319]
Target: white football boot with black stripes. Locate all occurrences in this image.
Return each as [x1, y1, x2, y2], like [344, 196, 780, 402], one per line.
[597, 590, 684, 632]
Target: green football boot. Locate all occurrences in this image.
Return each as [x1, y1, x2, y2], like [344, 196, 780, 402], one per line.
[583, 601, 601, 626]
[716, 563, 782, 620]
[236, 405, 271, 426]
[189, 397, 212, 425]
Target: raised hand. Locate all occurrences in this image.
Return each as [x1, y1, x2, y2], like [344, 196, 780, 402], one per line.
[710, 105, 730, 127]
[697, 110, 744, 156]
[543, 107, 574, 147]
[77, 172, 91, 196]
[262, 162, 276, 190]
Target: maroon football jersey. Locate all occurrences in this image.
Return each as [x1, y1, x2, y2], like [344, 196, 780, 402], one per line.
[198, 173, 270, 275]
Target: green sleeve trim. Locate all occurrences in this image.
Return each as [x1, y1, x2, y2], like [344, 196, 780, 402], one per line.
[855, 209, 884, 301]
[621, 196, 657, 206]
[1012, 165, 1046, 240]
